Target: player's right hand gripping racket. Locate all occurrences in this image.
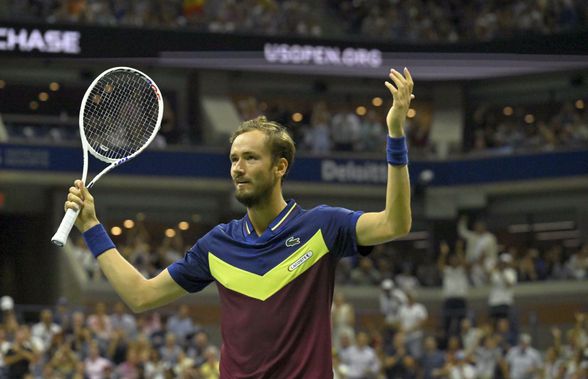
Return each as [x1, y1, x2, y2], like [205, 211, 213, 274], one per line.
[51, 67, 164, 247]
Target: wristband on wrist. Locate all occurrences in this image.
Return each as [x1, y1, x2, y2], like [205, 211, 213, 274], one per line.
[83, 224, 115, 258]
[386, 136, 409, 166]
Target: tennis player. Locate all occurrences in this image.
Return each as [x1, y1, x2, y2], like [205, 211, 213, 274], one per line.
[64, 67, 414, 378]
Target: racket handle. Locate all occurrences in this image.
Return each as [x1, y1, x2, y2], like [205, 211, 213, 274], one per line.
[51, 208, 80, 247]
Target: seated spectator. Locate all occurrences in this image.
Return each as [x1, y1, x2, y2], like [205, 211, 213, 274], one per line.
[420, 336, 445, 379]
[84, 340, 112, 379]
[187, 330, 213, 367]
[45, 338, 80, 378]
[350, 257, 381, 286]
[87, 302, 113, 343]
[110, 302, 137, 340]
[31, 309, 62, 352]
[159, 333, 182, 366]
[166, 304, 198, 345]
[115, 347, 141, 379]
[331, 290, 356, 351]
[567, 243, 588, 280]
[199, 346, 221, 379]
[474, 335, 503, 379]
[4, 325, 37, 379]
[438, 241, 469, 338]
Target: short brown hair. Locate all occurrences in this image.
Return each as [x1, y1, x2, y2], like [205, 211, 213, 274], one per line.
[230, 116, 296, 178]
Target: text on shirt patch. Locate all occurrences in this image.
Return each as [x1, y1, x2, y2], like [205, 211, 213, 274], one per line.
[288, 251, 313, 272]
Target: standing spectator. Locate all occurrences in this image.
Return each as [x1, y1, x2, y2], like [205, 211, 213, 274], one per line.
[338, 331, 381, 379]
[395, 263, 420, 293]
[166, 304, 198, 345]
[398, 291, 428, 359]
[505, 334, 542, 379]
[84, 341, 112, 379]
[458, 216, 498, 286]
[379, 279, 407, 329]
[488, 253, 517, 323]
[31, 309, 62, 353]
[4, 325, 37, 379]
[420, 336, 445, 379]
[460, 319, 482, 357]
[448, 351, 476, 379]
[331, 109, 361, 151]
[438, 241, 469, 338]
[331, 290, 356, 351]
[110, 302, 137, 339]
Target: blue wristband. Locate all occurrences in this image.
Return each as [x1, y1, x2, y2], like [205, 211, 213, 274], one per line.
[386, 136, 408, 166]
[83, 224, 115, 258]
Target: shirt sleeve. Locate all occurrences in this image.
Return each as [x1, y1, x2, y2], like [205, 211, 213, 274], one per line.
[316, 205, 366, 259]
[167, 239, 214, 293]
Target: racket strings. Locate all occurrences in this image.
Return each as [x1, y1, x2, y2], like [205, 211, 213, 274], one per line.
[83, 70, 160, 161]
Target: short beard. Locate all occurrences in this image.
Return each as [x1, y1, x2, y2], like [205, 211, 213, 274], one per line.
[234, 179, 274, 208]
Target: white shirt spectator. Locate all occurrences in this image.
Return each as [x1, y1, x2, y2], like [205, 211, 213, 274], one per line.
[85, 356, 112, 379]
[458, 218, 498, 286]
[506, 345, 542, 379]
[379, 282, 407, 325]
[399, 302, 428, 339]
[449, 363, 477, 379]
[443, 266, 469, 298]
[338, 345, 380, 379]
[31, 316, 61, 352]
[489, 267, 517, 306]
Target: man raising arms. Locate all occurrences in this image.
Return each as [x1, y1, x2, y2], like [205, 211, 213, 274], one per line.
[63, 67, 414, 378]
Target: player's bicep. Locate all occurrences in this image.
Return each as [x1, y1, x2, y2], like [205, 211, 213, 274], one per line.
[356, 211, 397, 246]
[141, 269, 188, 311]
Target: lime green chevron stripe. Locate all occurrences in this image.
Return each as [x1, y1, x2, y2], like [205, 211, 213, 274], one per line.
[208, 230, 329, 301]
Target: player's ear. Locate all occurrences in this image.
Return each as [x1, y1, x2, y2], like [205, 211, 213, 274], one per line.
[275, 157, 288, 178]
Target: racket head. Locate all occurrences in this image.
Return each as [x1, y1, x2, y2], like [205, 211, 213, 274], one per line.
[79, 67, 164, 164]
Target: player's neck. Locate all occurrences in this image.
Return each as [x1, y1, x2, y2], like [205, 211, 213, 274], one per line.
[247, 191, 287, 236]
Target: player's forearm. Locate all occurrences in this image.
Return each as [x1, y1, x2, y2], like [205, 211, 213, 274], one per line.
[383, 164, 412, 236]
[97, 250, 156, 312]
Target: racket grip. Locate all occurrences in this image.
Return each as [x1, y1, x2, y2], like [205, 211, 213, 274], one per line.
[51, 208, 80, 247]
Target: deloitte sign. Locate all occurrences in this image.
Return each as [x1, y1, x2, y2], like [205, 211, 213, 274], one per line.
[321, 160, 387, 184]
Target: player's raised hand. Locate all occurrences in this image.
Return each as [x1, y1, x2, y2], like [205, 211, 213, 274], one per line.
[385, 67, 414, 136]
[64, 180, 99, 232]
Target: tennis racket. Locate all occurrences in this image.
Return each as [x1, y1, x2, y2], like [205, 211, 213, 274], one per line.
[51, 67, 164, 247]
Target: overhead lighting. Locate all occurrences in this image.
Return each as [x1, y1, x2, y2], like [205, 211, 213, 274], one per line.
[407, 108, 416, 118]
[503, 106, 513, 116]
[49, 82, 60, 91]
[524, 114, 535, 124]
[178, 221, 189, 231]
[355, 106, 367, 116]
[111, 226, 122, 236]
[29, 101, 39, 110]
[372, 97, 383, 107]
[575, 99, 585, 110]
[38, 92, 49, 102]
[165, 228, 176, 238]
[0, 79, 5, 89]
[291, 112, 303, 122]
[123, 219, 135, 229]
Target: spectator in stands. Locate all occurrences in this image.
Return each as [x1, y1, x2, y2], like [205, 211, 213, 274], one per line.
[460, 318, 482, 357]
[350, 257, 382, 286]
[187, 330, 212, 367]
[53, 297, 72, 332]
[87, 302, 113, 343]
[84, 340, 112, 379]
[45, 337, 80, 378]
[379, 279, 407, 330]
[568, 243, 588, 280]
[420, 336, 445, 379]
[518, 247, 539, 282]
[115, 346, 141, 379]
[331, 290, 356, 351]
[31, 309, 62, 353]
[144, 348, 167, 379]
[110, 301, 138, 340]
[331, 109, 360, 151]
[505, 333, 542, 379]
[488, 253, 517, 323]
[4, 325, 37, 379]
[474, 335, 504, 379]
[438, 241, 469, 338]
[199, 345, 221, 378]
[159, 332, 182, 366]
[395, 263, 420, 293]
[166, 304, 198, 346]
[398, 291, 428, 359]
[458, 216, 498, 286]
[338, 331, 380, 379]
[0, 327, 10, 377]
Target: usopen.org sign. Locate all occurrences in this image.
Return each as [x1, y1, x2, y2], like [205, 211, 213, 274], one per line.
[264, 43, 382, 68]
[0, 27, 80, 54]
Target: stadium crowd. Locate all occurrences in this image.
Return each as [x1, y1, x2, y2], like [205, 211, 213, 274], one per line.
[4, 0, 588, 42]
